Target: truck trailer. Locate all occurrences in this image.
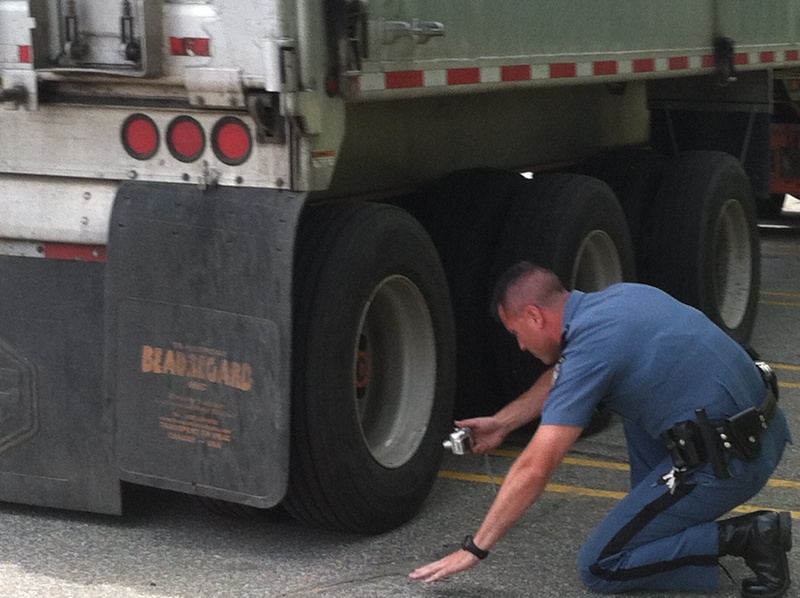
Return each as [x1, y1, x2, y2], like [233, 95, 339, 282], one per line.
[0, 0, 790, 533]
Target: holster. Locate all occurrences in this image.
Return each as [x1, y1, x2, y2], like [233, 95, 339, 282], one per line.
[696, 408, 730, 479]
[660, 420, 706, 470]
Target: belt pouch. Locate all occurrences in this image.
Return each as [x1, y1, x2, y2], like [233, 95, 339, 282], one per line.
[661, 420, 706, 468]
[722, 407, 763, 460]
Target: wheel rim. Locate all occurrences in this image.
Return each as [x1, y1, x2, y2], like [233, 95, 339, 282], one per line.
[571, 230, 624, 291]
[353, 275, 437, 469]
[712, 198, 752, 329]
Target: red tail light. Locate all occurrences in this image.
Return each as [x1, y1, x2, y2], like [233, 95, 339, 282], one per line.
[121, 114, 159, 160]
[211, 117, 253, 165]
[18, 45, 32, 63]
[167, 116, 205, 163]
[169, 37, 211, 57]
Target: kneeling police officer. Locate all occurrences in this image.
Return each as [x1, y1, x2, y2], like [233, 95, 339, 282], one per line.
[410, 262, 793, 597]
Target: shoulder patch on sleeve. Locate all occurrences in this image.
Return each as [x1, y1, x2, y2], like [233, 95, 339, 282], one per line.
[552, 355, 565, 384]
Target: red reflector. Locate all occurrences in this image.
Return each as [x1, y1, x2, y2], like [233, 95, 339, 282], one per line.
[170, 37, 211, 57]
[669, 56, 689, 70]
[501, 64, 531, 82]
[385, 70, 424, 89]
[550, 63, 577, 78]
[211, 117, 252, 165]
[446, 67, 480, 85]
[121, 114, 159, 160]
[18, 45, 32, 64]
[167, 116, 205, 163]
[43, 243, 107, 263]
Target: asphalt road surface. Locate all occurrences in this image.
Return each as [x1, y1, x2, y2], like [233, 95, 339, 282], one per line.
[1, 205, 800, 597]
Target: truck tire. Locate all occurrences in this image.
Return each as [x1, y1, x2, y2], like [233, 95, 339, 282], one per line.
[284, 203, 456, 534]
[642, 151, 760, 342]
[490, 174, 635, 403]
[581, 148, 664, 274]
[403, 168, 526, 418]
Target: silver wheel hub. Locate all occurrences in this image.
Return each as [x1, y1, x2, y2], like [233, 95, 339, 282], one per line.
[713, 199, 752, 329]
[571, 230, 624, 291]
[353, 275, 436, 469]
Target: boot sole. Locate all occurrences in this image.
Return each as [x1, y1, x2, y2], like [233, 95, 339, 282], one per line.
[742, 553, 791, 598]
[741, 512, 792, 598]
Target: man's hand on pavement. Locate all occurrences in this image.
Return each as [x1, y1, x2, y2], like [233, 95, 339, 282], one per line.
[409, 550, 480, 583]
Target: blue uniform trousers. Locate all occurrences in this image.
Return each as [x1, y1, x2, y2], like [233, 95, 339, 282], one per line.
[577, 411, 791, 593]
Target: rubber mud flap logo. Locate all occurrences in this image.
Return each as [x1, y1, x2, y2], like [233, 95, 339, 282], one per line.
[137, 342, 256, 449]
[115, 297, 287, 502]
[140, 344, 254, 391]
[0, 339, 39, 454]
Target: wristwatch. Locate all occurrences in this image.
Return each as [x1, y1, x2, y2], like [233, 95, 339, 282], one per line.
[461, 534, 489, 560]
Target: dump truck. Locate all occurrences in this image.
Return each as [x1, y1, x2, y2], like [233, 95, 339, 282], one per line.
[0, 0, 792, 533]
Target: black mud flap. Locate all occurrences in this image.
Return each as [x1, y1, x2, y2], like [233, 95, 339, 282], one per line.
[107, 182, 305, 508]
[0, 257, 119, 514]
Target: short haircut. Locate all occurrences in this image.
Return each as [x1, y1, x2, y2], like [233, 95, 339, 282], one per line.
[490, 261, 567, 319]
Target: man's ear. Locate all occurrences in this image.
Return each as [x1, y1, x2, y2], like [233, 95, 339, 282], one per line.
[523, 304, 544, 328]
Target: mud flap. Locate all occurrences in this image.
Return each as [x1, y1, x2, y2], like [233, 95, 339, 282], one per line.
[0, 258, 119, 514]
[107, 182, 305, 507]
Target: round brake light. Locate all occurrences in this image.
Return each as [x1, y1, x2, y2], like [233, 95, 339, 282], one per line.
[211, 117, 253, 166]
[167, 116, 205, 163]
[121, 114, 159, 160]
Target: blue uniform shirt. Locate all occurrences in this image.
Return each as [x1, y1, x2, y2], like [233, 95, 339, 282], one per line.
[541, 283, 767, 438]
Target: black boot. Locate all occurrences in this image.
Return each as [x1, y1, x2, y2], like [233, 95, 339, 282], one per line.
[718, 510, 792, 598]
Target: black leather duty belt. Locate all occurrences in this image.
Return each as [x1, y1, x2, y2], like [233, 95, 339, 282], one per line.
[661, 379, 778, 480]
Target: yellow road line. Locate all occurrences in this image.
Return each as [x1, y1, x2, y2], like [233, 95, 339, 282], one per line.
[491, 450, 630, 471]
[561, 456, 632, 471]
[438, 470, 627, 500]
[773, 362, 800, 372]
[438, 470, 503, 485]
[438, 470, 800, 519]
[760, 291, 800, 306]
[761, 300, 800, 307]
[487, 451, 800, 490]
[762, 291, 800, 298]
[780, 381, 800, 389]
[769, 478, 800, 488]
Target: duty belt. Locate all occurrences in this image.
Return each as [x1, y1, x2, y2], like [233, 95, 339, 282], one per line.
[660, 362, 779, 480]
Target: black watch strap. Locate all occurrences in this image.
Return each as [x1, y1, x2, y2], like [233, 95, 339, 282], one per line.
[461, 534, 489, 560]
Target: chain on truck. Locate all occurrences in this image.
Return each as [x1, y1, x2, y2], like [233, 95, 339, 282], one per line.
[0, 0, 797, 534]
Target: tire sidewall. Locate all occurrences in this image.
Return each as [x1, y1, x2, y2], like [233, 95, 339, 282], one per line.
[296, 205, 455, 530]
[697, 158, 760, 341]
[548, 179, 637, 288]
[646, 151, 760, 343]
